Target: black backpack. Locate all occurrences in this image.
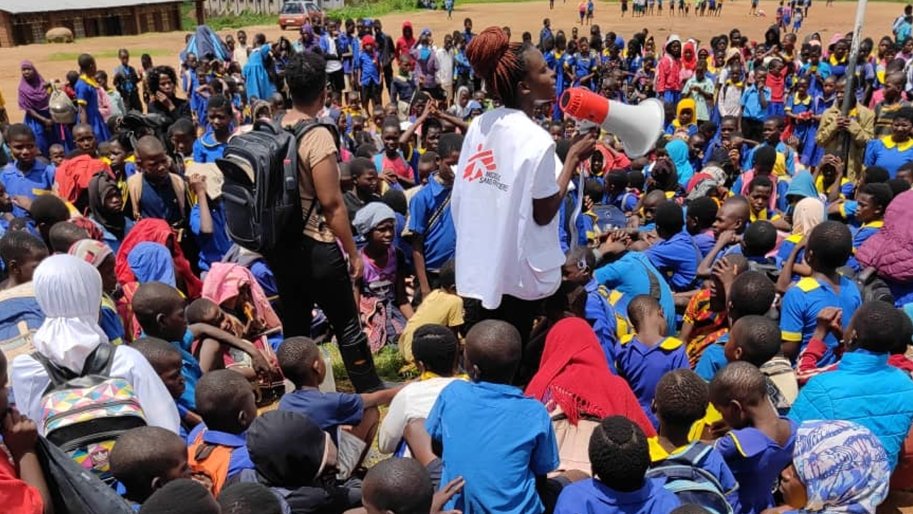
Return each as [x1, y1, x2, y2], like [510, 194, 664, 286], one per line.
[217, 118, 339, 254]
[855, 266, 895, 304]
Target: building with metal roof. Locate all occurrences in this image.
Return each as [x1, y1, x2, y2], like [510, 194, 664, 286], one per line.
[0, 0, 192, 47]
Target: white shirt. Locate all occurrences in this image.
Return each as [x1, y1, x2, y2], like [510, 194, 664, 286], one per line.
[234, 45, 249, 68]
[452, 108, 565, 309]
[324, 36, 343, 74]
[435, 47, 454, 88]
[378, 377, 459, 455]
[11, 345, 181, 435]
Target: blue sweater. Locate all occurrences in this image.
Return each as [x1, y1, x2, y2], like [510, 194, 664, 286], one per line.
[790, 350, 913, 468]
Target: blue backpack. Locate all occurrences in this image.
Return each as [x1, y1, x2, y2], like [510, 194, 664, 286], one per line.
[645, 442, 735, 514]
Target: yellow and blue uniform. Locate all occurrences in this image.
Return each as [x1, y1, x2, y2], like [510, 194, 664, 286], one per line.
[0, 161, 55, 217]
[75, 74, 110, 141]
[780, 275, 862, 366]
[863, 136, 913, 178]
[749, 207, 782, 224]
[645, 230, 700, 292]
[775, 233, 805, 272]
[848, 220, 883, 272]
[585, 278, 619, 373]
[715, 418, 797, 514]
[815, 174, 855, 199]
[616, 334, 688, 428]
[695, 331, 730, 381]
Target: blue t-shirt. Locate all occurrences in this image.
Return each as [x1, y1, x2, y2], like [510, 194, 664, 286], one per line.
[426, 380, 559, 514]
[192, 132, 228, 163]
[594, 252, 676, 334]
[616, 336, 689, 428]
[357, 51, 381, 85]
[0, 161, 56, 217]
[407, 175, 455, 271]
[190, 202, 231, 271]
[138, 175, 183, 225]
[693, 230, 716, 258]
[186, 423, 254, 481]
[741, 85, 772, 121]
[170, 328, 201, 411]
[646, 230, 700, 292]
[863, 136, 913, 177]
[554, 478, 681, 514]
[695, 332, 730, 381]
[75, 77, 111, 141]
[848, 220, 883, 272]
[715, 418, 797, 514]
[780, 275, 862, 365]
[278, 387, 363, 442]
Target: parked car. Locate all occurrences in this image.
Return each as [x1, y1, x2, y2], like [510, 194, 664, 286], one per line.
[278, 1, 325, 30]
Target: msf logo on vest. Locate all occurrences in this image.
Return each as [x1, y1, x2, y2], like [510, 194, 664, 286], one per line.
[463, 144, 509, 191]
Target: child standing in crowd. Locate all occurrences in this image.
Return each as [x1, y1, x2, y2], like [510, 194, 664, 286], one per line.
[75, 53, 111, 142]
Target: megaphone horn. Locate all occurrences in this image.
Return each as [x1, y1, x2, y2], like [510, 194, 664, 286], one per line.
[559, 87, 665, 158]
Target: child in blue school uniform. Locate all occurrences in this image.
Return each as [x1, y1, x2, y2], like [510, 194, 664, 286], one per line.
[649, 370, 740, 511]
[188, 165, 231, 271]
[109, 426, 190, 506]
[695, 267, 778, 381]
[847, 183, 892, 272]
[616, 295, 688, 428]
[567, 37, 599, 91]
[711, 362, 797, 514]
[74, 54, 111, 142]
[563, 248, 620, 371]
[192, 95, 233, 164]
[780, 221, 861, 368]
[863, 106, 913, 178]
[185, 370, 258, 496]
[554, 416, 682, 514]
[0, 124, 55, 218]
[665, 98, 699, 138]
[645, 201, 699, 293]
[426, 320, 562, 514]
[786, 77, 823, 167]
[722, 315, 797, 415]
[131, 337, 200, 440]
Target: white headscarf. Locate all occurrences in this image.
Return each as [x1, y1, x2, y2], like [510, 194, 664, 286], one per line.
[32, 254, 108, 373]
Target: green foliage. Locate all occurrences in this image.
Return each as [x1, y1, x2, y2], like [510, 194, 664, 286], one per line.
[325, 342, 410, 392]
[49, 49, 170, 61]
[328, 0, 417, 21]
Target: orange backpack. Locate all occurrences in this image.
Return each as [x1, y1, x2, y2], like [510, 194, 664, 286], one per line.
[187, 430, 233, 496]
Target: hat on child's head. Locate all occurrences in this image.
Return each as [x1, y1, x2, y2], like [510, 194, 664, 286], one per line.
[247, 411, 334, 487]
[353, 202, 395, 237]
[68, 239, 112, 269]
[186, 162, 224, 200]
[361, 35, 376, 47]
[421, 28, 432, 38]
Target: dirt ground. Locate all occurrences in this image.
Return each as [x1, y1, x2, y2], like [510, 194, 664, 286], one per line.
[0, 0, 904, 120]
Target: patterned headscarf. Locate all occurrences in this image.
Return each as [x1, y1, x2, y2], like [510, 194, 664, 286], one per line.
[68, 239, 113, 269]
[793, 420, 890, 514]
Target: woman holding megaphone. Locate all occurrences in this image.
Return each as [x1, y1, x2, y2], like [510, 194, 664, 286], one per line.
[451, 26, 596, 355]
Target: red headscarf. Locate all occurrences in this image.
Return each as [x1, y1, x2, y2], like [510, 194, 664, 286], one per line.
[682, 40, 698, 71]
[525, 317, 656, 435]
[115, 218, 202, 299]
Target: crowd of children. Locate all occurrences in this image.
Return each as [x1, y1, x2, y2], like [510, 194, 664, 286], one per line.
[4, 3, 913, 514]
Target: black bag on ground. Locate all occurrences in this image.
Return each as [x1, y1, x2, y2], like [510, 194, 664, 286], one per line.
[217, 118, 338, 254]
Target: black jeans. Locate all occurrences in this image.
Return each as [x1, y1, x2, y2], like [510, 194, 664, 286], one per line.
[267, 237, 382, 392]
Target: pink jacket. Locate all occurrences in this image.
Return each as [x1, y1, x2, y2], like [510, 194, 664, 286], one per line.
[655, 55, 682, 94]
[857, 190, 913, 282]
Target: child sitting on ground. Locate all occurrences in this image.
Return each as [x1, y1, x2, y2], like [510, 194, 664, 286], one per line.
[779, 221, 861, 366]
[110, 426, 190, 505]
[354, 203, 413, 351]
[724, 315, 797, 413]
[0, 349, 53, 513]
[696, 269, 777, 380]
[554, 416, 681, 513]
[132, 282, 273, 410]
[650, 369, 739, 510]
[645, 201, 699, 292]
[277, 336, 402, 479]
[360, 458, 437, 514]
[425, 320, 562, 513]
[185, 369, 258, 496]
[398, 260, 463, 363]
[711, 362, 797, 514]
[379, 324, 463, 457]
[616, 294, 688, 428]
[131, 336, 201, 439]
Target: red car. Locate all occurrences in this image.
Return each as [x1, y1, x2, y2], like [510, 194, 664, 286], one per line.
[278, 1, 325, 30]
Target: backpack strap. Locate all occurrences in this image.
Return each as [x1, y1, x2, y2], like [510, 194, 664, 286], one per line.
[30, 343, 116, 392]
[289, 119, 340, 225]
[426, 182, 452, 233]
[126, 173, 143, 219]
[665, 441, 712, 467]
[632, 256, 663, 300]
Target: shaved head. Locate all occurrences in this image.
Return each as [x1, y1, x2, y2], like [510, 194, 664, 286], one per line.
[465, 320, 521, 384]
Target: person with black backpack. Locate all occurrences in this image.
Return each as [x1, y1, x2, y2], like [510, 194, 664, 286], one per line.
[223, 50, 381, 392]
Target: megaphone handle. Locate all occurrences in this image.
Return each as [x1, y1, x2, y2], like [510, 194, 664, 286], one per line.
[568, 168, 586, 254]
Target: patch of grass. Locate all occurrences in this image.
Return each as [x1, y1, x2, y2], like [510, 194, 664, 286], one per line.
[329, 0, 418, 21]
[48, 49, 171, 61]
[324, 342, 411, 393]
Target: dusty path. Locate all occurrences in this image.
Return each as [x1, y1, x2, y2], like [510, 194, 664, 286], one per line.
[0, 0, 901, 120]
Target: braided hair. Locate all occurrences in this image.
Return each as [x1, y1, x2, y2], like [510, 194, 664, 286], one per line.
[466, 27, 535, 108]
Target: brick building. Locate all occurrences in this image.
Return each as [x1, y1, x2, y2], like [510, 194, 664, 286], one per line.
[0, 0, 189, 47]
